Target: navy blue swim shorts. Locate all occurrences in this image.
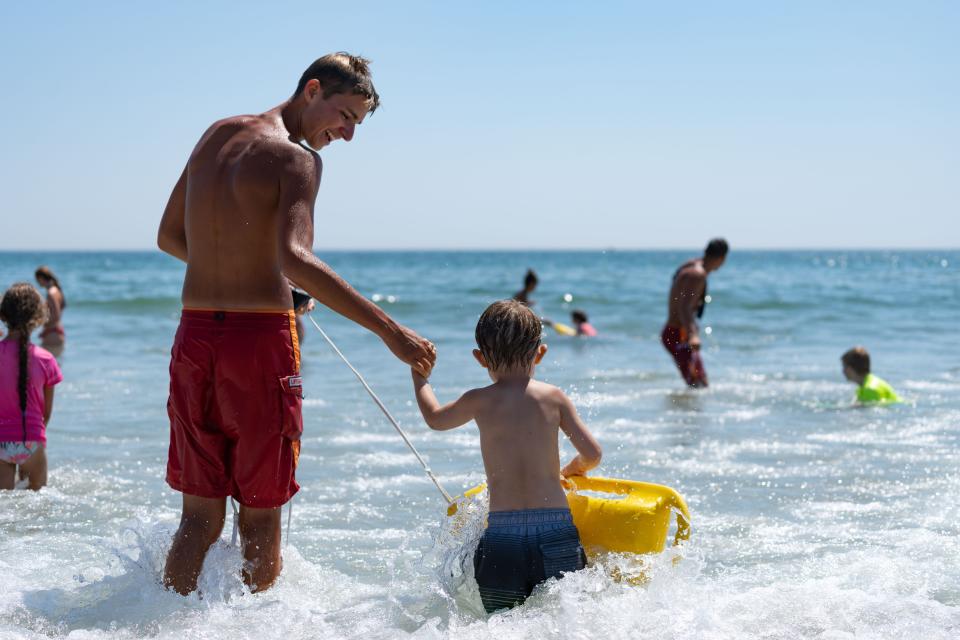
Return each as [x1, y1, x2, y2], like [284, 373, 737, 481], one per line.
[473, 508, 587, 613]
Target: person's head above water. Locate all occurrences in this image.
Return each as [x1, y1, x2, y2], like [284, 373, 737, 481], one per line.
[841, 346, 871, 384]
[571, 309, 588, 325]
[285, 52, 381, 151]
[523, 269, 539, 292]
[703, 238, 729, 272]
[473, 300, 547, 378]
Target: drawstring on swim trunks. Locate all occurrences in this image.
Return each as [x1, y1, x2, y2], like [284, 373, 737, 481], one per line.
[307, 313, 454, 505]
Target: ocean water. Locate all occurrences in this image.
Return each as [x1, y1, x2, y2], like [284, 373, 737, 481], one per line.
[0, 249, 958, 639]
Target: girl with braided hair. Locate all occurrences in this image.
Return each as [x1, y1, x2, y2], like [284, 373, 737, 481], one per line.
[35, 266, 66, 357]
[0, 283, 63, 490]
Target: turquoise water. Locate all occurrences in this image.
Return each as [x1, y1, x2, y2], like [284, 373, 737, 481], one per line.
[1, 249, 958, 639]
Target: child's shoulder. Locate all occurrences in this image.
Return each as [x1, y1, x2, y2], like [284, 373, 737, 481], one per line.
[29, 344, 59, 363]
[528, 379, 568, 402]
[28, 345, 62, 375]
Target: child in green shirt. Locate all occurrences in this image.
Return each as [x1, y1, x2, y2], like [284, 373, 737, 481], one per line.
[841, 346, 901, 404]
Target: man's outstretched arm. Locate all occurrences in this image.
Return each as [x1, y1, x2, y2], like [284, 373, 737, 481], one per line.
[158, 165, 188, 262]
[277, 152, 435, 375]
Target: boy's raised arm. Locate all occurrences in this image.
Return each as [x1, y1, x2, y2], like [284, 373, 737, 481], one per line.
[412, 371, 479, 431]
[557, 392, 602, 477]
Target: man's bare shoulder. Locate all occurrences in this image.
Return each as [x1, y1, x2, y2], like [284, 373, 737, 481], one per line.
[678, 261, 706, 277]
[192, 115, 258, 151]
[675, 263, 707, 287]
[194, 114, 321, 179]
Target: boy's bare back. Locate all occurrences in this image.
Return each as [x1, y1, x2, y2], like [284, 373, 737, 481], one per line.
[413, 299, 601, 512]
[415, 371, 600, 512]
[471, 379, 570, 511]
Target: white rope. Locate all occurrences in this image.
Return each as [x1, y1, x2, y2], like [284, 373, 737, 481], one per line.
[285, 494, 293, 548]
[307, 313, 454, 505]
[230, 497, 239, 546]
[230, 491, 292, 548]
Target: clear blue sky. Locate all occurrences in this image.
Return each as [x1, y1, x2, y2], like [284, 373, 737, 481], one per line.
[1, 1, 957, 250]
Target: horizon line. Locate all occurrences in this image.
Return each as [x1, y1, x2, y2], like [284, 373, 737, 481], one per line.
[1, 246, 958, 253]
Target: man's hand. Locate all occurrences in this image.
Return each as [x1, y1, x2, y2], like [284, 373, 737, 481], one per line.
[296, 299, 316, 316]
[384, 325, 436, 377]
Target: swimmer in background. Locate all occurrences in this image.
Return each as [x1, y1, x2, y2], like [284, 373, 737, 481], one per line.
[512, 269, 538, 307]
[571, 309, 596, 337]
[411, 300, 602, 613]
[0, 284, 63, 491]
[34, 267, 66, 358]
[662, 238, 729, 387]
[841, 346, 901, 404]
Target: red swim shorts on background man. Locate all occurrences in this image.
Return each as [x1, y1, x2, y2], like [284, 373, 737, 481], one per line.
[661, 325, 708, 387]
[166, 309, 303, 508]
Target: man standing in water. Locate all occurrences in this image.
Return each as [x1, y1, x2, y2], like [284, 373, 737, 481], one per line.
[662, 239, 729, 388]
[157, 53, 436, 595]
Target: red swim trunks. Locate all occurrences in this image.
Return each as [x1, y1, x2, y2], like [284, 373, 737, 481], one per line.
[166, 309, 303, 508]
[661, 325, 708, 387]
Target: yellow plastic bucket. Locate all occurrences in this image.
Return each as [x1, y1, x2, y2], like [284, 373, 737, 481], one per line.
[564, 476, 691, 555]
[450, 476, 691, 556]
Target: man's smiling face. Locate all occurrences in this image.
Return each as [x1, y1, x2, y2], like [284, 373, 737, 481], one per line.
[299, 79, 371, 150]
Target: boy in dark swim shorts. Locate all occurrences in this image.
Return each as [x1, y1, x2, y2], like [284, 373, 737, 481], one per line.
[166, 310, 303, 508]
[411, 300, 603, 613]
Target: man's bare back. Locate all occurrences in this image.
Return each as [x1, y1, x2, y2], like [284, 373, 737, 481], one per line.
[179, 114, 313, 310]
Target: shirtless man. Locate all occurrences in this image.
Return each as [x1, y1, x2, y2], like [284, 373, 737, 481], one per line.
[156, 53, 436, 595]
[662, 239, 728, 388]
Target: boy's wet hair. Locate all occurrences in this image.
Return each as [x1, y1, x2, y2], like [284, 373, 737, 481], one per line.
[293, 52, 380, 114]
[704, 238, 729, 259]
[571, 309, 588, 324]
[841, 346, 871, 376]
[475, 300, 543, 372]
